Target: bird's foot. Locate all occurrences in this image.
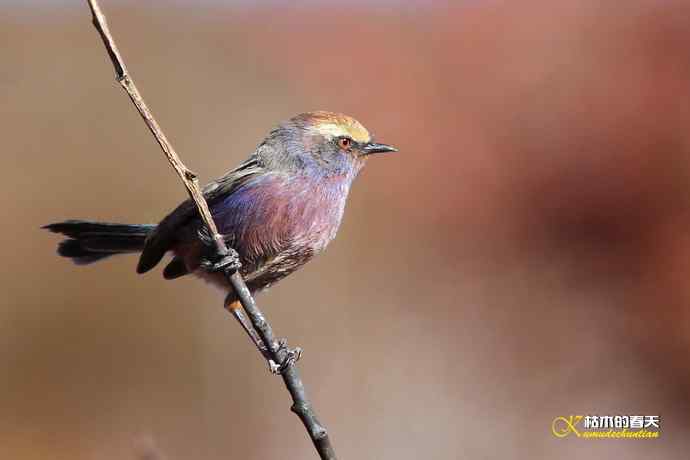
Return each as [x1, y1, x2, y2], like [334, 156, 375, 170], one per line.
[198, 228, 242, 274]
[268, 338, 303, 374]
[199, 249, 241, 274]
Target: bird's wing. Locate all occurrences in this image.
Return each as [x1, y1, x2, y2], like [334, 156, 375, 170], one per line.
[137, 155, 264, 274]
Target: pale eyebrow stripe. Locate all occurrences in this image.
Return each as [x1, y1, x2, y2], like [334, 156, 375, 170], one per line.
[310, 123, 370, 143]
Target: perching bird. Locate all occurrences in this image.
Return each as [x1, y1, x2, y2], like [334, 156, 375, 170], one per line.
[44, 112, 397, 307]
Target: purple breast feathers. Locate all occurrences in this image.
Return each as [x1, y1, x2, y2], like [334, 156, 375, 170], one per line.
[207, 172, 352, 287]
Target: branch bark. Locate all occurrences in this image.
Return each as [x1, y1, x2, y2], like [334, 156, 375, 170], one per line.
[85, 2, 337, 458]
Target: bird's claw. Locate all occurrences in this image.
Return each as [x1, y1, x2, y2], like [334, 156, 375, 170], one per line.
[268, 338, 303, 374]
[199, 250, 241, 274]
[198, 228, 241, 274]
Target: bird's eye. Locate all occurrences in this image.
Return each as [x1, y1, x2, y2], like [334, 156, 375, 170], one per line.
[338, 137, 353, 150]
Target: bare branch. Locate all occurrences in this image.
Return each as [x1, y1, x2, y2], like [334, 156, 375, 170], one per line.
[87, 0, 218, 239]
[85, 1, 337, 458]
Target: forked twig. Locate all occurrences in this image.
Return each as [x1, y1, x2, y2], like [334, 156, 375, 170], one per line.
[85, 1, 337, 458]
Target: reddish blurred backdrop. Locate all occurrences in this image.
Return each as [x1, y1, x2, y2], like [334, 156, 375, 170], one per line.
[3, 1, 690, 458]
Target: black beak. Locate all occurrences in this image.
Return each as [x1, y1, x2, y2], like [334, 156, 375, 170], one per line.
[361, 142, 398, 156]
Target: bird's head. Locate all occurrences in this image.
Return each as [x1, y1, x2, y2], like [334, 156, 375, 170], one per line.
[259, 111, 397, 178]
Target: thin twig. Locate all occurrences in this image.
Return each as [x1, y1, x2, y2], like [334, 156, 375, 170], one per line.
[85, 1, 337, 458]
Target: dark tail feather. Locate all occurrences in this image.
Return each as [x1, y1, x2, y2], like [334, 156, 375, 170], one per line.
[43, 220, 155, 266]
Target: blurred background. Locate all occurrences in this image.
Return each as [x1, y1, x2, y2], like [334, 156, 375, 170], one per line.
[3, 0, 690, 458]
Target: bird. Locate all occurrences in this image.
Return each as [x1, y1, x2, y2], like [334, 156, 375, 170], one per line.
[44, 111, 397, 309]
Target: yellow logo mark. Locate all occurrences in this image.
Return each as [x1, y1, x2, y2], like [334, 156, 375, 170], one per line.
[552, 415, 583, 438]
